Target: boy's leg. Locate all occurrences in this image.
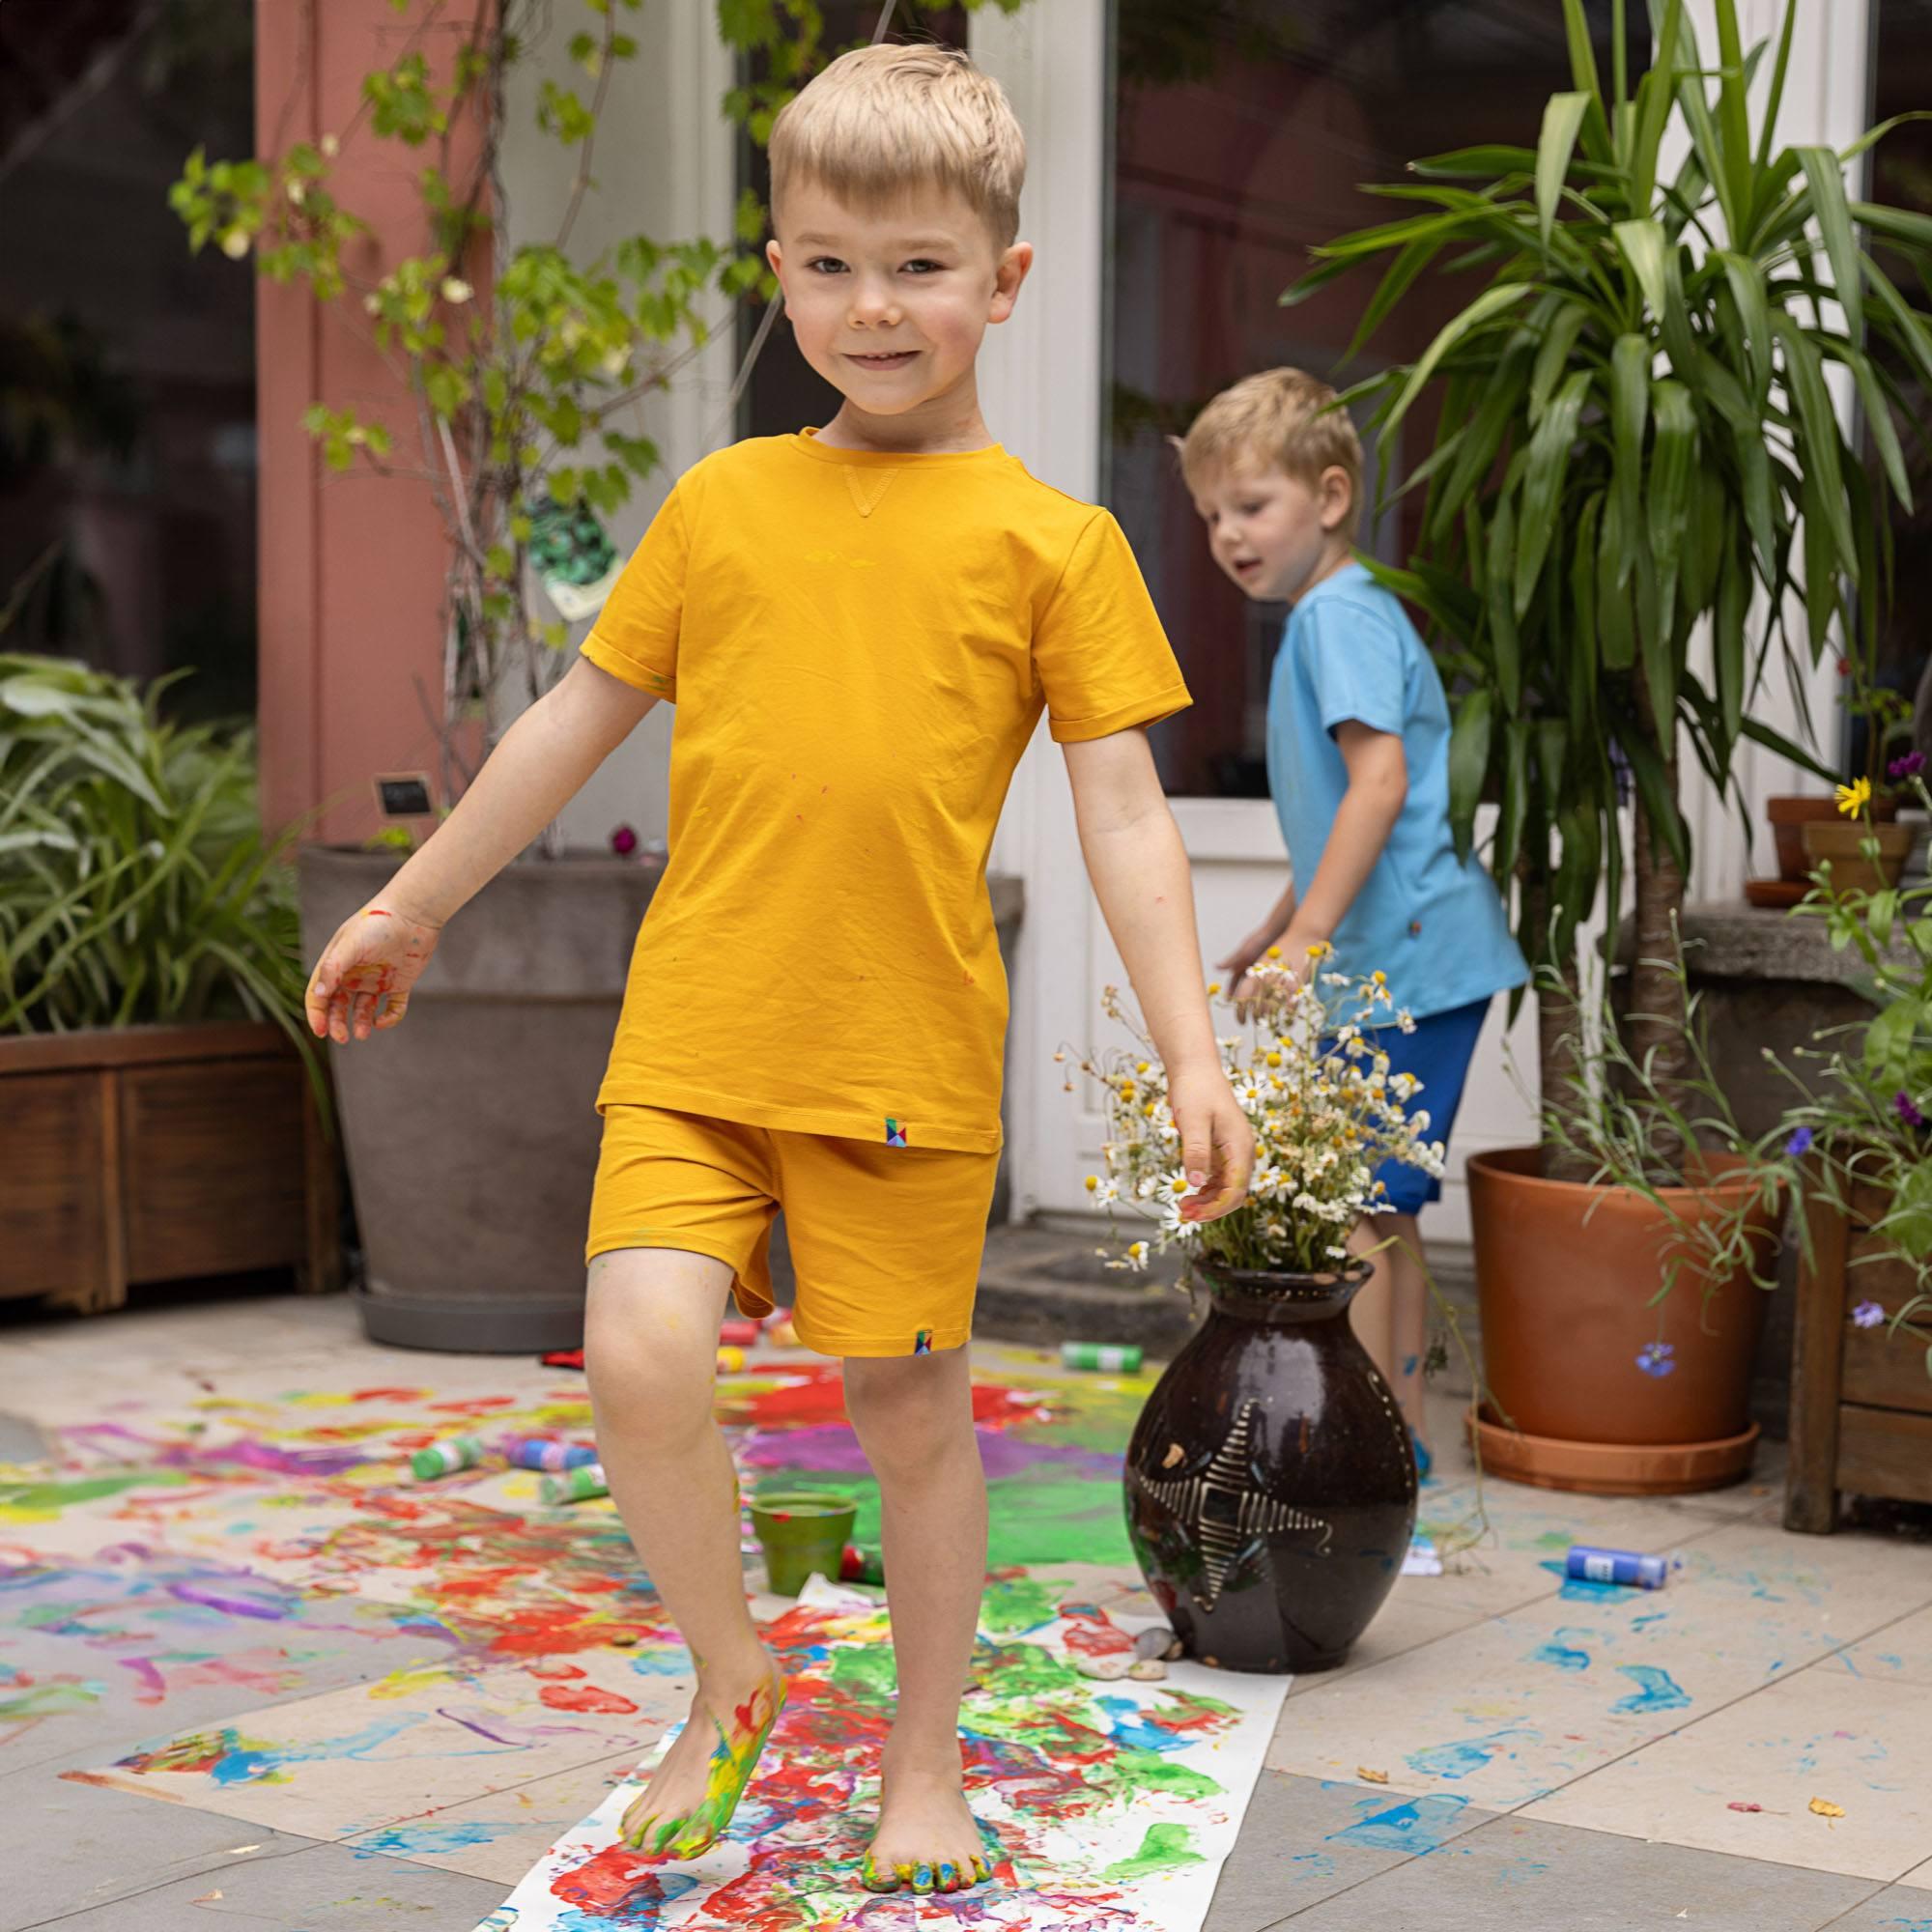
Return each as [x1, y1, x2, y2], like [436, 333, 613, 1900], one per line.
[1349, 1212, 1429, 1446]
[843, 1345, 992, 1896]
[585, 1247, 783, 1856]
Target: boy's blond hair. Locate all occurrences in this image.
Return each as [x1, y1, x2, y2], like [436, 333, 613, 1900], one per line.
[1179, 369, 1364, 539]
[769, 43, 1025, 253]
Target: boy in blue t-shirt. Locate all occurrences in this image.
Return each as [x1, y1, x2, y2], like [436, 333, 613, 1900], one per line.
[1180, 368, 1526, 1463]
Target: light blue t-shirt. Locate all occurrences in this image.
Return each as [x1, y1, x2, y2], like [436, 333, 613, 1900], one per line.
[1265, 562, 1526, 1020]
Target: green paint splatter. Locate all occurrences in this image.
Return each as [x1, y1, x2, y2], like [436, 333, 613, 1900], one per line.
[979, 1577, 1061, 1635]
[1102, 1821, 1206, 1883]
[827, 1641, 897, 1704]
[0, 1470, 192, 1517]
[968, 1639, 1082, 1702]
[986, 1474, 1131, 1567]
[1105, 1748, 1223, 1803]
[0, 1681, 103, 1719]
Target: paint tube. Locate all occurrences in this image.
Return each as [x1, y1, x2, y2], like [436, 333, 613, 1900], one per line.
[541, 1463, 610, 1505]
[716, 1346, 746, 1374]
[1565, 1544, 1677, 1590]
[839, 1543, 886, 1586]
[719, 1319, 761, 1348]
[410, 1435, 483, 1481]
[1060, 1342, 1144, 1374]
[506, 1437, 599, 1472]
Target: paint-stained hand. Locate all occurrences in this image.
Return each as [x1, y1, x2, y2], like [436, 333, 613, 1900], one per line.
[1167, 1066, 1254, 1224]
[304, 899, 443, 1043]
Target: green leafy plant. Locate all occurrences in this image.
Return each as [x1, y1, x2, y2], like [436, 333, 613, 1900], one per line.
[1284, 0, 1932, 1178]
[0, 654, 314, 1076]
[1776, 758, 1932, 1371]
[170, 0, 1024, 817]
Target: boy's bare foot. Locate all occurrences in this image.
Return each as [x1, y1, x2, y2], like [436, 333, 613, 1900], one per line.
[620, 1648, 785, 1860]
[860, 1749, 993, 1895]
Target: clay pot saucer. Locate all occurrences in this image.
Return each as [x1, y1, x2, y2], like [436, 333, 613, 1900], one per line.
[1466, 1404, 1759, 1496]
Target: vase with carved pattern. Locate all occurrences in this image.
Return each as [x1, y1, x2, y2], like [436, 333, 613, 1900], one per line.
[1123, 1258, 1417, 1673]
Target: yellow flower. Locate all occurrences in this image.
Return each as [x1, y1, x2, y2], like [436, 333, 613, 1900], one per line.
[1372, 970, 1387, 986]
[1265, 945, 1281, 959]
[1265, 1050, 1283, 1067]
[1207, 980, 1222, 995]
[1084, 1175, 1099, 1192]
[1835, 777, 1872, 817]
[1136, 1062, 1151, 1075]
[1305, 940, 1332, 959]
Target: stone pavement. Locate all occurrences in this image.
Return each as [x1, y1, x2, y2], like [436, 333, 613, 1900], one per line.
[2, 1286, 1929, 1932]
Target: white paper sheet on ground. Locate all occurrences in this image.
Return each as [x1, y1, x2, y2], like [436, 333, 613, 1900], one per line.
[468, 1594, 1290, 1932]
[1402, 1536, 1443, 1577]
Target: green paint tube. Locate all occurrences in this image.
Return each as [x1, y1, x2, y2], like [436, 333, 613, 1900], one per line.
[1061, 1342, 1144, 1374]
[411, 1435, 483, 1481]
[541, 1463, 610, 1504]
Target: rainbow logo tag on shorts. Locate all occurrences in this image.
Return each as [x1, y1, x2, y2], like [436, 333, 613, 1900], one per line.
[913, 1330, 934, 1355]
[885, 1118, 908, 1148]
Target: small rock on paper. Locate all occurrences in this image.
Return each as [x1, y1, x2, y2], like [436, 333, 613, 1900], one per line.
[1358, 1767, 1389, 1784]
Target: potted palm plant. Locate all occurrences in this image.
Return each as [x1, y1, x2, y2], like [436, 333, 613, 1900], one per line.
[168, 0, 990, 1349]
[1283, 0, 1932, 1489]
[0, 654, 336, 1315]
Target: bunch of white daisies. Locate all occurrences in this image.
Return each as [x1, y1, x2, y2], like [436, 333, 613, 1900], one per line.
[1063, 948, 1447, 1281]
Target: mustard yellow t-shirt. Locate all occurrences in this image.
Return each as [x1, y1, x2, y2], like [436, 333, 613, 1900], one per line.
[580, 428, 1192, 1153]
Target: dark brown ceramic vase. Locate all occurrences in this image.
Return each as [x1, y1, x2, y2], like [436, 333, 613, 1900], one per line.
[1124, 1259, 1417, 1674]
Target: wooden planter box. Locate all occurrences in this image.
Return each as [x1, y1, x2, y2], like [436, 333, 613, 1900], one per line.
[1786, 1177, 1932, 1532]
[0, 1022, 340, 1315]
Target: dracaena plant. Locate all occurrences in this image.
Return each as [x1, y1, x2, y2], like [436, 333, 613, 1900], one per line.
[170, 0, 1023, 825]
[1284, 0, 1932, 1180]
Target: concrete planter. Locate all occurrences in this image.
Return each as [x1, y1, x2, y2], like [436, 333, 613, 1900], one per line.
[298, 846, 662, 1352]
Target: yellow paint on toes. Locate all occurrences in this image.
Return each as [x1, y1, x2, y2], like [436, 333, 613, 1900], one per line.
[620, 1667, 787, 1862]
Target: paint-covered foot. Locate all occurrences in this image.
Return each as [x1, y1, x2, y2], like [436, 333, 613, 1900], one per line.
[859, 1762, 993, 1895]
[620, 1651, 786, 1861]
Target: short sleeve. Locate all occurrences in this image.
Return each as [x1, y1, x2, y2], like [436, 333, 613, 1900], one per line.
[580, 483, 686, 699]
[1035, 511, 1192, 743]
[1298, 598, 1406, 738]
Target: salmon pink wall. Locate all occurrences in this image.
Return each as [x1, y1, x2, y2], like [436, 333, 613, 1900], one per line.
[255, 0, 489, 847]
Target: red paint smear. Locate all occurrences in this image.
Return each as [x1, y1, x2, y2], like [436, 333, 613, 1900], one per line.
[1060, 1605, 1136, 1659]
[350, 1387, 431, 1403]
[427, 1396, 521, 1413]
[550, 1845, 667, 1912]
[433, 1566, 541, 1601]
[724, 1365, 1048, 1434]
[526, 1661, 586, 1680]
[538, 1681, 639, 1715]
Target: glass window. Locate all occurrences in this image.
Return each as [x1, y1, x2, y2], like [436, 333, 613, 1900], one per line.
[1106, 2, 1651, 798]
[1863, 0, 1932, 779]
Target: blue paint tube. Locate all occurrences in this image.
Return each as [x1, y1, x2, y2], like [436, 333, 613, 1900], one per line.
[506, 1437, 598, 1472]
[1566, 1545, 1675, 1590]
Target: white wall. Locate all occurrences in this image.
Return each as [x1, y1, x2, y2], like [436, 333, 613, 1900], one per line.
[498, 3, 739, 853]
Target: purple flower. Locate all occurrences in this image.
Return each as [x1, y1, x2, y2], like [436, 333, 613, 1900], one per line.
[610, 824, 639, 857]
[1889, 750, 1926, 781]
[1784, 1126, 1815, 1158]
[1636, 1342, 1677, 1378]
[1897, 1092, 1928, 1131]
[1852, 1300, 1885, 1329]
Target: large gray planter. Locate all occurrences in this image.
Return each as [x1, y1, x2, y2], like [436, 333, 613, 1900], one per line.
[298, 846, 661, 1351]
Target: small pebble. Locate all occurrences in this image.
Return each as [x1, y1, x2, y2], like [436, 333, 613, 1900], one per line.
[611, 1632, 639, 1647]
[1127, 1659, 1168, 1682]
[1134, 1625, 1178, 1661]
[1075, 1655, 1131, 1681]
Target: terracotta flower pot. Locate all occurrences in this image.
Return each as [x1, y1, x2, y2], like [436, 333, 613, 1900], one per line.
[1466, 1149, 1782, 1494]
[1124, 1259, 1416, 1674]
[1800, 819, 1914, 894]
[1767, 795, 1897, 881]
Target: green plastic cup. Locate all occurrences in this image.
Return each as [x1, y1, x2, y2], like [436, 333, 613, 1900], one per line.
[750, 1489, 858, 1598]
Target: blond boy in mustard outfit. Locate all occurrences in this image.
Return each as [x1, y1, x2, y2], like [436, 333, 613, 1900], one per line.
[306, 43, 1252, 1899]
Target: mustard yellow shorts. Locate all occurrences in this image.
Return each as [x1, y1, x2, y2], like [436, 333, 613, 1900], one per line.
[584, 1105, 1000, 1358]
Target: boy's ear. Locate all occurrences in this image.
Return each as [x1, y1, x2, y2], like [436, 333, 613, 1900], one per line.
[1319, 465, 1354, 533]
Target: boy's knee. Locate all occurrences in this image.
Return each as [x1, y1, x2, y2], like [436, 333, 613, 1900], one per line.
[843, 1353, 972, 1464]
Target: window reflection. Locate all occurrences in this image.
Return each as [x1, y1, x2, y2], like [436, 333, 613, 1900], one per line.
[1107, 2, 1649, 799]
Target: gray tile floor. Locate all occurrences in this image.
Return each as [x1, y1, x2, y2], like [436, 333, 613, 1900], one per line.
[6, 1287, 1930, 1931]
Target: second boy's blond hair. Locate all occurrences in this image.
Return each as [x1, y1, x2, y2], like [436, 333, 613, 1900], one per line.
[768, 43, 1025, 252]
[1179, 369, 1364, 539]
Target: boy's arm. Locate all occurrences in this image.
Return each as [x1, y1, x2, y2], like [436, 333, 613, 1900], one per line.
[306, 657, 660, 1041]
[1280, 721, 1406, 965]
[1063, 727, 1253, 1225]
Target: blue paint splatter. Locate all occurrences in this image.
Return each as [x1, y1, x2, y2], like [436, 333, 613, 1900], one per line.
[1099, 1694, 1191, 1755]
[1406, 1728, 1534, 1780]
[1611, 1664, 1690, 1715]
[354, 1820, 521, 1856]
[549, 1875, 700, 1930]
[1327, 1793, 1470, 1853]
[1528, 1632, 1592, 1672]
[627, 1648, 693, 1678]
[1632, 1611, 1667, 1630]
[1289, 1851, 1338, 1880]
[1538, 1559, 1627, 1604]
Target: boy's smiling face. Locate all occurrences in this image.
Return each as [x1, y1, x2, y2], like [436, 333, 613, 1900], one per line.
[1192, 459, 1354, 606]
[766, 180, 1031, 442]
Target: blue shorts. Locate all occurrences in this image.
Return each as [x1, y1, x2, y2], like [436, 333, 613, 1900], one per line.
[1357, 996, 1492, 1216]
